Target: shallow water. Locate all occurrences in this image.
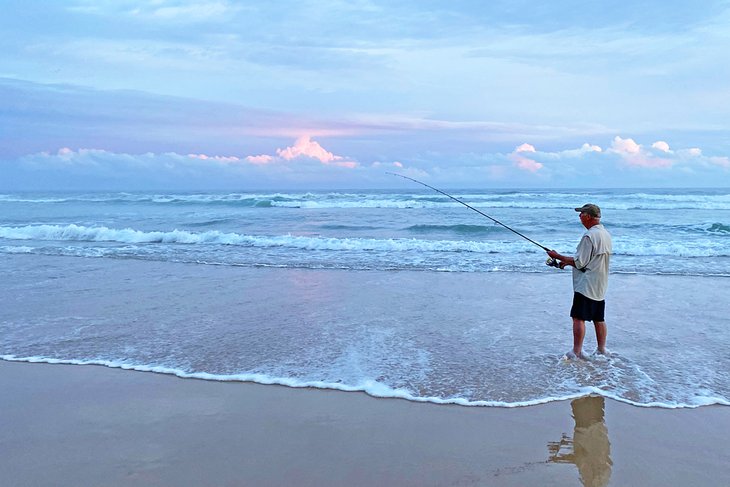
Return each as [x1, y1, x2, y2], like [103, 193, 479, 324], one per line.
[2, 254, 728, 408]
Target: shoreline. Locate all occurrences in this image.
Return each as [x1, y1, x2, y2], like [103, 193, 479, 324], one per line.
[2, 355, 727, 410]
[1, 360, 728, 486]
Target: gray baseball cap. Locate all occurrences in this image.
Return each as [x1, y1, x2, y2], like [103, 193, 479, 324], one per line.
[574, 203, 601, 218]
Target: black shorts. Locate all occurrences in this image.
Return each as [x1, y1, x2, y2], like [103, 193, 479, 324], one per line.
[570, 292, 606, 322]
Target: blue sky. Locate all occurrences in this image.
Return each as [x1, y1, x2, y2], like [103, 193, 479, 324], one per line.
[1, 0, 729, 190]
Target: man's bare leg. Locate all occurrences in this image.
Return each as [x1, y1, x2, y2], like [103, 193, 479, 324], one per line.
[594, 321, 607, 354]
[572, 318, 586, 357]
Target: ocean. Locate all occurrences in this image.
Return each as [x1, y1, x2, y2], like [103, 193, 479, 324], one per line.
[1, 188, 729, 408]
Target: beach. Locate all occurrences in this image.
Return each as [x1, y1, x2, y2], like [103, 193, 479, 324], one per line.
[1, 359, 728, 487]
[4, 0, 730, 482]
[1, 189, 729, 485]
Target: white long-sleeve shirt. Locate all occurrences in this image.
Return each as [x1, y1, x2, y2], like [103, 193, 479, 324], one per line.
[572, 223, 612, 301]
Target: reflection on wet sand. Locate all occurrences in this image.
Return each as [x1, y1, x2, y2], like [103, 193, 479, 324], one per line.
[548, 396, 612, 487]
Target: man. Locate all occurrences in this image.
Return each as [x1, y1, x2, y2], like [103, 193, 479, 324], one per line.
[547, 204, 612, 360]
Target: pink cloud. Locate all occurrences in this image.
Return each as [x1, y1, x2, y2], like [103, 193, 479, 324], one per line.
[510, 143, 543, 172]
[611, 136, 642, 155]
[515, 143, 536, 153]
[514, 157, 544, 172]
[610, 136, 672, 168]
[244, 136, 358, 168]
[276, 136, 343, 164]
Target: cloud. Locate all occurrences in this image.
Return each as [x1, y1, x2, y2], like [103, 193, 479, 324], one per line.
[680, 147, 702, 157]
[29, 142, 359, 171]
[510, 143, 544, 173]
[709, 156, 730, 168]
[246, 136, 358, 169]
[277, 136, 357, 168]
[187, 153, 241, 163]
[479, 136, 728, 186]
[244, 154, 275, 165]
[515, 143, 536, 153]
[609, 136, 672, 168]
[3, 143, 365, 190]
[610, 136, 641, 155]
[371, 161, 403, 169]
[377, 164, 430, 181]
[3, 134, 728, 191]
[23, 147, 137, 170]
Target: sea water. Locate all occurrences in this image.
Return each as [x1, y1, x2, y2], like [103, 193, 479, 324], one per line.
[1, 188, 728, 408]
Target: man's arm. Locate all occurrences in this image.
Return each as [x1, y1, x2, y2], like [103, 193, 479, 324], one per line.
[548, 235, 593, 270]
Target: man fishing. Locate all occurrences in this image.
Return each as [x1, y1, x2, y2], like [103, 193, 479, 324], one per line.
[546, 204, 612, 360]
[389, 174, 613, 359]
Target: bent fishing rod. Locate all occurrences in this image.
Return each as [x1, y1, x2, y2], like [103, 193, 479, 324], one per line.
[388, 172, 552, 253]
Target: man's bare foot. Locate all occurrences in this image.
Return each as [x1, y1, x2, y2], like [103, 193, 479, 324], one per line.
[563, 350, 589, 361]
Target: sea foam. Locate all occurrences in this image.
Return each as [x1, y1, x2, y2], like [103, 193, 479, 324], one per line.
[2, 355, 727, 409]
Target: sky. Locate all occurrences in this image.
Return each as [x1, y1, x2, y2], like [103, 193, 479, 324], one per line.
[1, 0, 729, 190]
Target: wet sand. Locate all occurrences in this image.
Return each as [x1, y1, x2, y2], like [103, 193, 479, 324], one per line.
[1, 360, 728, 486]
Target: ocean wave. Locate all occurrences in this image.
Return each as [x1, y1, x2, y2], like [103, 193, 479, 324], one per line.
[707, 222, 730, 234]
[184, 218, 238, 228]
[406, 224, 495, 235]
[1, 223, 728, 258]
[0, 245, 33, 254]
[2, 355, 727, 409]
[0, 223, 515, 253]
[3, 190, 730, 210]
[613, 222, 730, 234]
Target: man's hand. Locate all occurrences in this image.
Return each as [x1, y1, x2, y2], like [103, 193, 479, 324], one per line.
[546, 249, 561, 260]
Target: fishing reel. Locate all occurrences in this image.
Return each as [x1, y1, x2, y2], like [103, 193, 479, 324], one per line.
[546, 257, 563, 269]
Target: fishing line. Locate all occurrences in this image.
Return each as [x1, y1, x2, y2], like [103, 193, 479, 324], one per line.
[388, 172, 551, 252]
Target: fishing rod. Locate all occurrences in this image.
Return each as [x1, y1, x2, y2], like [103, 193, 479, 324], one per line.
[388, 172, 554, 255]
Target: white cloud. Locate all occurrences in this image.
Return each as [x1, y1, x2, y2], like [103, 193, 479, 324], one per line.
[5, 135, 728, 191]
[23, 143, 359, 171]
[681, 148, 703, 157]
[709, 156, 730, 168]
[556, 143, 603, 158]
[245, 154, 275, 165]
[187, 153, 241, 163]
[371, 161, 404, 168]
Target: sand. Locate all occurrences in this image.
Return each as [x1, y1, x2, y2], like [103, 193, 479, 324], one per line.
[0, 360, 728, 486]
